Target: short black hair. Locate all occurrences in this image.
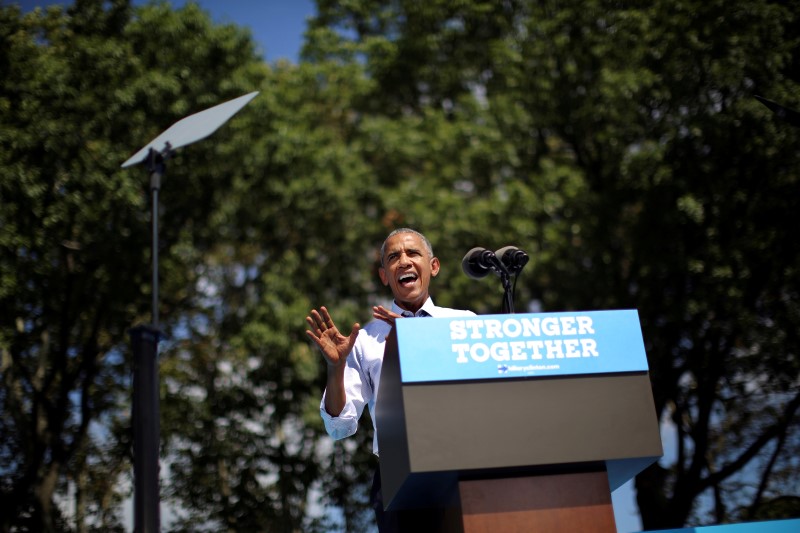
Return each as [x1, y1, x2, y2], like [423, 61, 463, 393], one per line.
[380, 228, 434, 266]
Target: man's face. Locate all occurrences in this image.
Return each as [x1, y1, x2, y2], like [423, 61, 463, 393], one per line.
[379, 232, 440, 313]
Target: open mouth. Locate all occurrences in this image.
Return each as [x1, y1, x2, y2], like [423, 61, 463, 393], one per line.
[398, 272, 418, 287]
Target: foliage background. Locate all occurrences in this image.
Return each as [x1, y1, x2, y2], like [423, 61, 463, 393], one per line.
[1, 0, 799, 531]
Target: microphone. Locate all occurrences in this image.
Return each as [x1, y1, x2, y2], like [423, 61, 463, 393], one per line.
[495, 246, 529, 275]
[462, 247, 508, 279]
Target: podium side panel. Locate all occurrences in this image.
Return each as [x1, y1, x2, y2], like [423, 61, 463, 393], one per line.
[375, 333, 412, 508]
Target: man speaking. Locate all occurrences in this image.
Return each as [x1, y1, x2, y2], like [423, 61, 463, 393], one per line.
[305, 228, 474, 531]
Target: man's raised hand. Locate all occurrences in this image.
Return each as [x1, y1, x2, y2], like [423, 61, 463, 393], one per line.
[305, 306, 360, 367]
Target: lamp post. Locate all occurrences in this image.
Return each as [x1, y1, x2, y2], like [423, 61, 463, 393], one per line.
[122, 91, 259, 533]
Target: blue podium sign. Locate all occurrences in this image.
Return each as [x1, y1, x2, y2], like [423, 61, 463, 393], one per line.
[395, 309, 648, 383]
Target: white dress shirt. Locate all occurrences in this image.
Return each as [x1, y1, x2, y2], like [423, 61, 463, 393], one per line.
[319, 297, 475, 455]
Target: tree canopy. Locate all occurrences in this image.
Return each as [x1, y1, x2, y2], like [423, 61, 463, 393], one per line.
[1, 0, 799, 531]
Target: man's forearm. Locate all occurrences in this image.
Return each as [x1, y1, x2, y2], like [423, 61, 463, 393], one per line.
[324, 363, 347, 416]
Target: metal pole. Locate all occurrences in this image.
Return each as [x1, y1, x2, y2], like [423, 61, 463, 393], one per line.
[150, 169, 161, 329]
[131, 148, 166, 533]
[130, 325, 160, 533]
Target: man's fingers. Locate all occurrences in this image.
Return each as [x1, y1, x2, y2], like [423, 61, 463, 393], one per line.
[373, 305, 401, 326]
[320, 306, 336, 330]
[307, 307, 335, 332]
[305, 315, 318, 332]
[308, 309, 330, 332]
[307, 307, 358, 349]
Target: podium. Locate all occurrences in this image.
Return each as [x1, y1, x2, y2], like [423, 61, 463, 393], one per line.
[375, 310, 663, 532]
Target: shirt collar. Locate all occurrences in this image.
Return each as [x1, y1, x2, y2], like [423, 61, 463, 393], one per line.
[391, 297, 436, 317]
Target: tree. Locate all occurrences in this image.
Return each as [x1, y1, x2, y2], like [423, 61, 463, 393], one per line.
[0, 1, 266, 530]
[4, 0, 799, 531]
[307, 0, 800, 529]
[156, 53, 384, 532]
[495, 2, 800, 527]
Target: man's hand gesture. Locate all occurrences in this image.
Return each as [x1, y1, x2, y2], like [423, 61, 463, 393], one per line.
[305, 306, 360, 368]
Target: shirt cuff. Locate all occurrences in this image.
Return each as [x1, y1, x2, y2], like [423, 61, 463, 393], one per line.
[319, 397, 359, 440]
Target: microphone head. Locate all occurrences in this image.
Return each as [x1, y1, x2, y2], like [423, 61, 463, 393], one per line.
[462, 247, 493, 279]
[495, 245, 529, 274]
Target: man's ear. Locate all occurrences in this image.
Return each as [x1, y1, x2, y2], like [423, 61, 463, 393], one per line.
[379, 266, 389, 286]
[430, 257, 441, 277]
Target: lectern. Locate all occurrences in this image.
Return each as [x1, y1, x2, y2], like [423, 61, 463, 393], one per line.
[376, 309, 662, 532]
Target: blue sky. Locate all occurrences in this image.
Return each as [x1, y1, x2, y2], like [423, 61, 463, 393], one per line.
[12, 1, 646, 531]
[166, 0, 317, 62]
[18, 0, 316, 63]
